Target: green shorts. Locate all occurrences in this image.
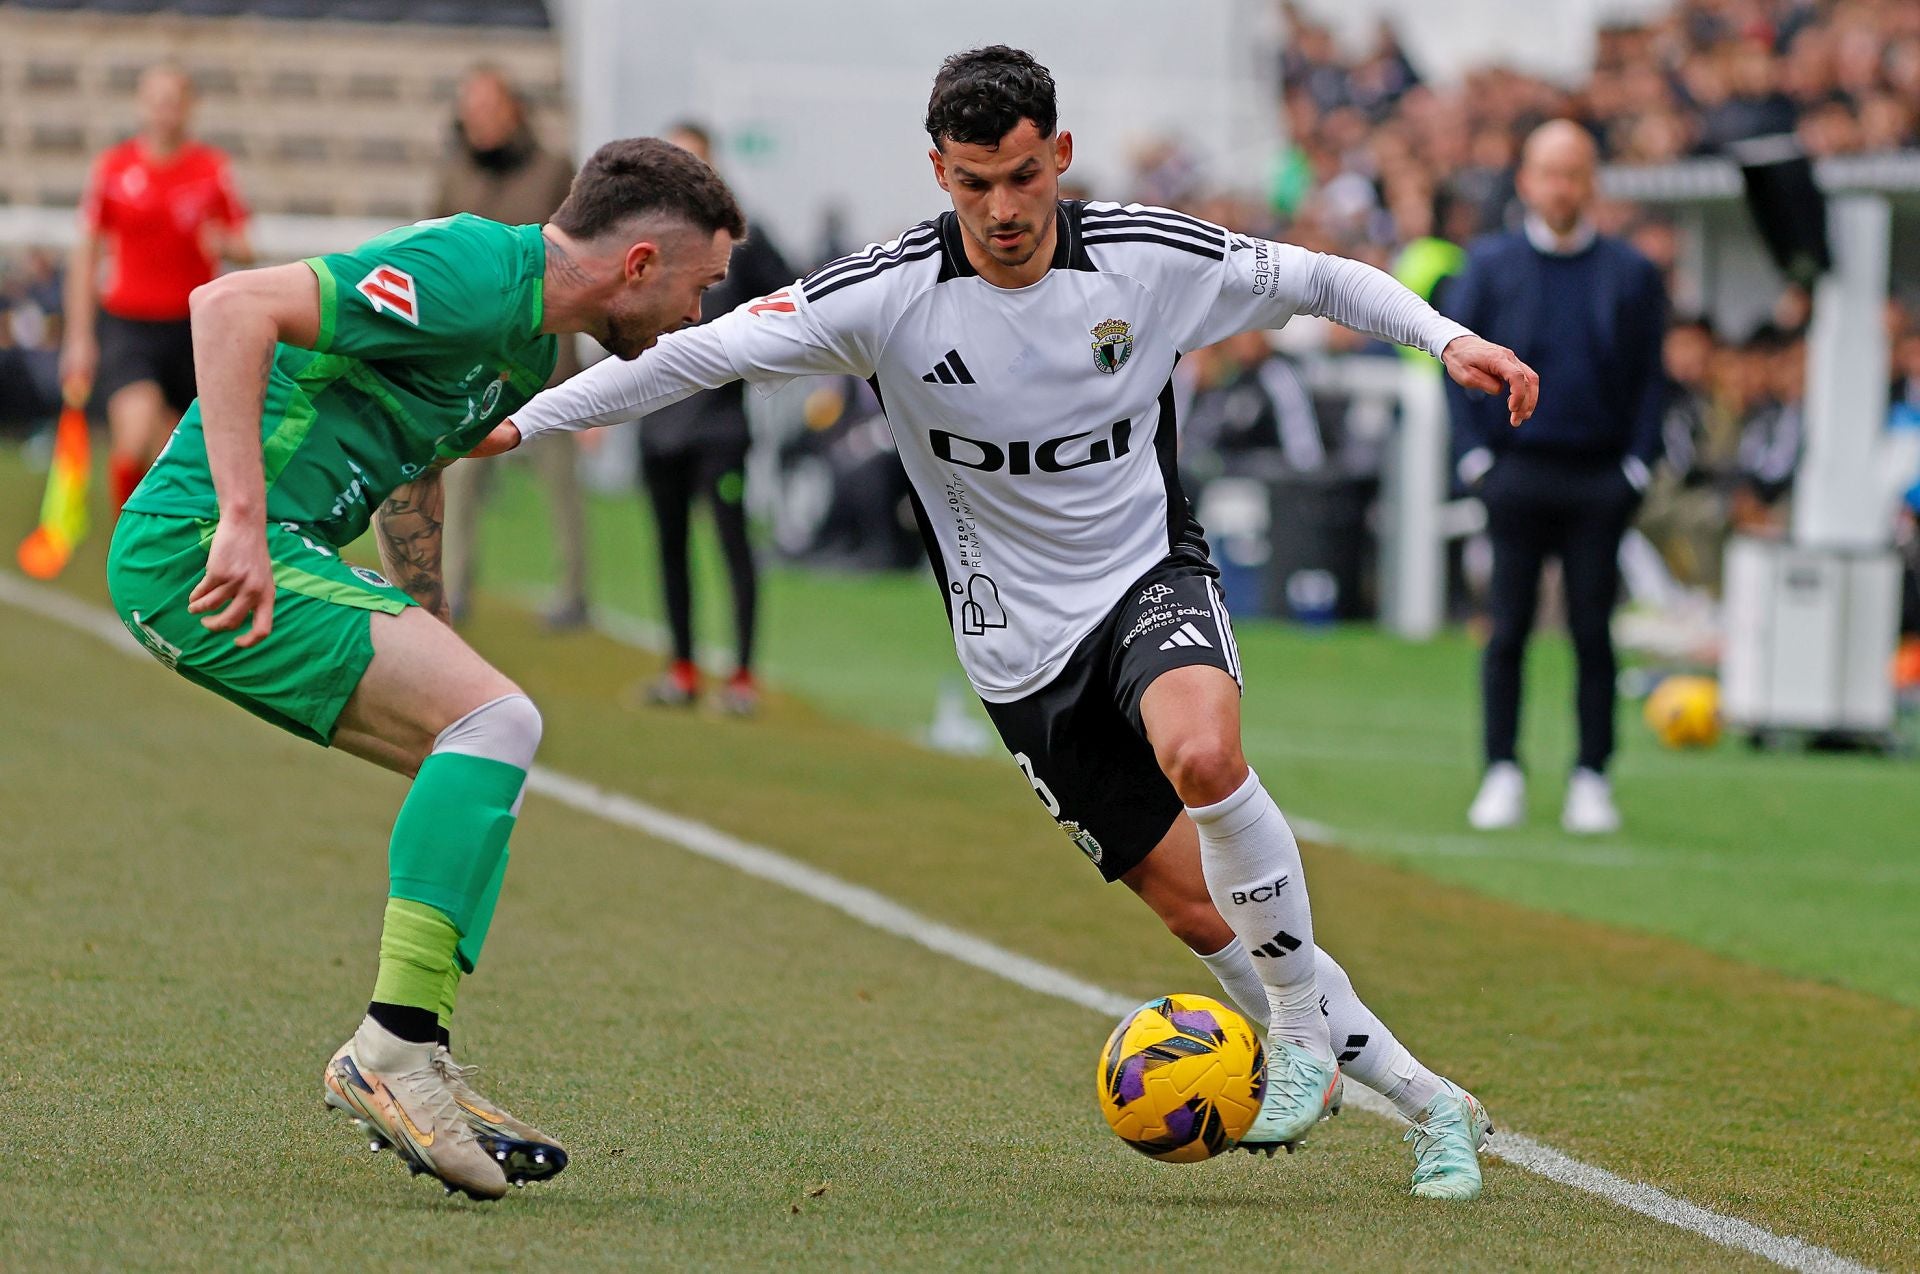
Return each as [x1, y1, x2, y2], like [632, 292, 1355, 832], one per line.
[106, 512, 415, 745]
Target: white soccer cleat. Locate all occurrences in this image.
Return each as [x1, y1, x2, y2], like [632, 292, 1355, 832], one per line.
[1561, 768, 1621, 835]
[1406, 1079, 1494, 1200]
[323, 1017, 509, 1200]
[1234, 1040, 1342, 1155]
[433, 1045, 569, 1186]
[1467, 762, 1525, 830]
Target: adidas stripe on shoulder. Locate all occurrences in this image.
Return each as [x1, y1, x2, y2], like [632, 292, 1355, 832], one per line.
[802, 224, 942, 303]
[1080, 203, 1226, 261]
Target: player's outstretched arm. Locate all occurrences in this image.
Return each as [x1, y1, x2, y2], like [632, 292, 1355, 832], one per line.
[374, 471, 450, 625]
[1266, 246, 1540, 425]
[183, 263, 322, 648]
[490, 319, 743, 455]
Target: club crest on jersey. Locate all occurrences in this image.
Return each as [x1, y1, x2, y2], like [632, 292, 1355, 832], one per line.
[349, 565, 392, 588]
[1090, 318, 1133, 375]
[357, 265, 420, 325]
[1060, 819, 1104, 866]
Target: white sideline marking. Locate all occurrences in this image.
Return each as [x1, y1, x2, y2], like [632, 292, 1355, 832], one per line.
[0, 571, 1876, 1274]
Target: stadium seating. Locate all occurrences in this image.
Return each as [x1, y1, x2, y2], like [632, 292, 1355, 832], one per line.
[0, 1, 566, 220]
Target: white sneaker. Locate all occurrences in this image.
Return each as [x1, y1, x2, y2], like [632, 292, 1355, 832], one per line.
[1562, 768, 1621, 834]
[1467, 762, 1525, 830]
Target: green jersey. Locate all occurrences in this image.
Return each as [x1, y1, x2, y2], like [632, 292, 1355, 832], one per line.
[125, 213, 559, 548]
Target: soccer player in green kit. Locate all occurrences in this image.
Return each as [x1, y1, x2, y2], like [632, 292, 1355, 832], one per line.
[105, 138, 744, 1200]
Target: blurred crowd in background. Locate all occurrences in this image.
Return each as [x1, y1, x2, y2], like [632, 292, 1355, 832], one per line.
[5, 0, 1920, 618]
[0, 249, 63, 425]
[1126, 0, 1920, 610]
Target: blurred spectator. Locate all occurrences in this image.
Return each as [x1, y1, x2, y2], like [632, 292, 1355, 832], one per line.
[1637, 317, 1735, 587]
[772, 377, 918, 571]
[1177, 331, 1329, 487]
[1129, 137, 1204, 210]
[64, 64, 250, 513]
[1446, 121, 1667, 837]
[1697, 37, 1798, 151]
[0, 250, 64, 433]
[1729, 327, 1805, 534]
[433, 64, 590, 630]
[633, 122, 795, 717]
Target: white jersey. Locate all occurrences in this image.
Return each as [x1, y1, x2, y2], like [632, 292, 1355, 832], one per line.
[512, 201, 1473, 701]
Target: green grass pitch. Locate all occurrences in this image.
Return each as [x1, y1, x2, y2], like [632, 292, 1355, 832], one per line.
[1, 447, 1915, 1270]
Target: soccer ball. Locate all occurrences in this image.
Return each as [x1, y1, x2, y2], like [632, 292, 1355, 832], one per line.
[1096, 993, 1266, 1162]
[1644, 675, 1721, 749]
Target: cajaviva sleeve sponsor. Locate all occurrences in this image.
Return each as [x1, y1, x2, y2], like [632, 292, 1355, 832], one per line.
[1192, 231, 1472, 359]
[1088, 202, 1472, 360]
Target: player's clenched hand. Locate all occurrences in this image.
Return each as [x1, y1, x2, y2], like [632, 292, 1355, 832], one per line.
[188, 518, 276, 647]
[1441, 335, 1540, 426]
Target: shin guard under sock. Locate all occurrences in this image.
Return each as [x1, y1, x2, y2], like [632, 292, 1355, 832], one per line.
[388, 750, 525, 972]
[1189, 770, 1330, 1058]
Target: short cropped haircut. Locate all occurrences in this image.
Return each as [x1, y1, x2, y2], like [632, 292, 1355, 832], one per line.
[551, 137, 746, 243]
[924, 46, 1057, 150]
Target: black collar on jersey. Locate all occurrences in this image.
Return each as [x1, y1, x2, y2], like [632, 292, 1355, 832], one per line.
[936, 201, 1096, 283]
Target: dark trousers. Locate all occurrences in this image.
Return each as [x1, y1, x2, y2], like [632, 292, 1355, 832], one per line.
[641, 442, 757, 672]
[1479, 452, 1640, 773]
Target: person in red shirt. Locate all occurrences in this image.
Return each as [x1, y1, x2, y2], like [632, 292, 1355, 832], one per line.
[60, 64, 252, 512]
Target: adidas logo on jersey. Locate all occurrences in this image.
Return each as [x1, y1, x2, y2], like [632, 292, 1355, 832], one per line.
[1158, 622, 1212, 651]
[921, 349, 976, 385]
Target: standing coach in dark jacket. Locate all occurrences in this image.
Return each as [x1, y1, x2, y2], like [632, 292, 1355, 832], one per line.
[1445, 120, 1667, 836]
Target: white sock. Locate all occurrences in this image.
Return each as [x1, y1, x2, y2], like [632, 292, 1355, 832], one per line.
[1314, 947, 1444, 1120]
[1188, 770, 1331, 1059]
[1195, 937, 1269, 1028]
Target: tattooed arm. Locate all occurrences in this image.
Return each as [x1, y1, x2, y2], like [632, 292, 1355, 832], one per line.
[374, 471, 450, 624]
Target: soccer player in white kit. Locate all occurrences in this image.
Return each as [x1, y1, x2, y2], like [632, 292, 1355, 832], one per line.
[492, 48, 1539, 1198]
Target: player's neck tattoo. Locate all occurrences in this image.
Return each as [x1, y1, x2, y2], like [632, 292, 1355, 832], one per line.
[543, 235, 595, 291]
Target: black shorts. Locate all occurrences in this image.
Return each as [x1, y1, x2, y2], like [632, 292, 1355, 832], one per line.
[981, 555, 1243, 883]
[94, 312, 197, 412]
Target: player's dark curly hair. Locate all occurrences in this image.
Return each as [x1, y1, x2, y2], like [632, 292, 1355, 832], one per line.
[924, 46, 1057, 151]
[552, 137, 746, 243]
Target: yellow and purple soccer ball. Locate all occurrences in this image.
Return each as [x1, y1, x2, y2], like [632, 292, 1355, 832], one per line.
[1096, 993, 1266, 1162]
[1644, 675, 1721, 749]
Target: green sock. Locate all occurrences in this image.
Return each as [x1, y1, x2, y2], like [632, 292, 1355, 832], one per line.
[387, 750, 526, 973]
[458, 847, 511, 973]
[372, 898, 461, 1013]
[437, 960, 462, 1030]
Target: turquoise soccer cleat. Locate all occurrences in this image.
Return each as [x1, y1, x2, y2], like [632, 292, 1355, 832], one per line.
[1234, 1039, 1342, 1155]
[1406, 1079, 1494, 1200]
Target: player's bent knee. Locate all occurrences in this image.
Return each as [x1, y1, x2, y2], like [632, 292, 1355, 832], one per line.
[434, 692, 542, 770]
[1158, 735, 1247, 806]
